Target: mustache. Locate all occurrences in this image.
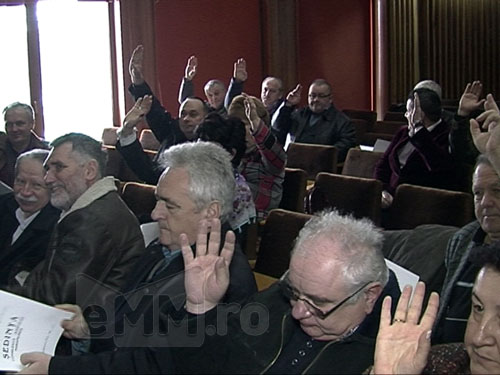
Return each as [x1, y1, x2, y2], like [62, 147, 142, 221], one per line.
[15, 193, 38, 203]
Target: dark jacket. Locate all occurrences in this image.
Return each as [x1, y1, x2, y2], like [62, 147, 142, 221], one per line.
[14, 178, 145, 308]
[0, 193, 60, 287]
[273, 104, 356, 161]
[89, 232, 257, 352]
[49, 272, 400, 375]
[373, 121, 456, 194]
[0, 132, 49, 187]
[116, 82, 189, 184]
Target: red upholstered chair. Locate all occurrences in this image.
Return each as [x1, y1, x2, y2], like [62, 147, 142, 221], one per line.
[306, 172, 383, 226]
[341, 148, 384, 179]
[254, 209, 312, 278]
[120, 181, 157, 222]
[286, 142, 338, 180]
[279, 168, 307, 213]
[383, 184, 475, 229]
[139, 129, 160, 151]
[102, 127, 118, 146]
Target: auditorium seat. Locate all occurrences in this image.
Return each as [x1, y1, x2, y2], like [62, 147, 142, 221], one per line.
[120, 181, 157, 223]
[383, 183, 475, 229]
[342, 148, 384, 179]
[254, 209, 312, 278]
[287, 142, 338, 180]
[139, 129, 161, 151]
[306, 172, 382, 226]
[279, 168, 307, 213]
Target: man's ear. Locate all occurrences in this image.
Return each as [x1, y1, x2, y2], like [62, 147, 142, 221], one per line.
[205, 201, 221, 220]
[363, 282, 383, 314]
[84, 159, 99, 183]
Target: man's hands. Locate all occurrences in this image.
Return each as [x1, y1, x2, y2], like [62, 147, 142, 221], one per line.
[381, 190, 393, 209]
[129, 45, 145, 85]
[285, 84, 302, 107]
[121, 95, 153, 137]
[55, 304, 90, 340]
[184, 56, 198, 81]
[458, 80, 485, 117]
[19, 352, 51, 374]
[470, 94, 500, 171]
[373, 282, 439, 375]
[182, 218, 235, 315]
[233, 58, 248, 83]
[407, 93, 424, 137]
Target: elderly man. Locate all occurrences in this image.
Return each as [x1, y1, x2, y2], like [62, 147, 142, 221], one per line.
[116, 45, 208, 184]
[431, 94, 500, 344]
[0, 102, 49, 187]
[21, 142, 256, 360]
[273, 79, 356, 160]
[178, 55, 248, 116]
[11, 133, 144, 309]
[22, 210, 399, 374]
[0, 149, 59, 288]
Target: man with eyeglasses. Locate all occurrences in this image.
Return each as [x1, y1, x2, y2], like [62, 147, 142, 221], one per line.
[23, 210, 399, 374]
[273, 79, 357, 161]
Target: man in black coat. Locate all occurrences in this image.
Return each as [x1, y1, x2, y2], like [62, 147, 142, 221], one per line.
[0, 148, 59, 287]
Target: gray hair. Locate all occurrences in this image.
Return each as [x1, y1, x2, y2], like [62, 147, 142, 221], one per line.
[204, 79, 226, 93]
[292, 210, 389, 296]
[15, 148, 50, 177]
[50, 133, 107, 178]
[158, 141, 235, 222]
[3, 102, 35, 121]
[475, 153, 493, 170]
[262, 76, 284, 92]
[414, 80, 443, 100]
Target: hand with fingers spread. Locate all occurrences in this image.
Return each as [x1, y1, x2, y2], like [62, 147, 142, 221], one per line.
[233, 58, 248, 83]
[184, 55, 198, 81]
[121, 95, 153, 137]
[129, 45, 145, 85]
[243, 94, 261, 132]
[285, 84, 302, 107]
[55, 304, 89, 339]
[373, 282, 440, 375]
[470, 94, 500, 171]
[407, 93, 424, 137]
[182, 218, 235, 314]
[458, 81, 485, 117]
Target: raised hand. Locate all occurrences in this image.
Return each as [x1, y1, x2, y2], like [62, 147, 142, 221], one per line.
[19, 352, 51, 374]
[129, 45, 145, 85]
[55, 304, 89, 339]
[233, 58, 248, 83]
[285, 84, 302, 107]
[121, 95, 153, 137]
[470, 94, 500, 171]
[407, 92, 424, 136]
[243, 94, 261, 132]
[373, 282, 439, 375]
[185, 55, 198, 81]
[182, 218, 235, 314]
[458, 81, 485, 117]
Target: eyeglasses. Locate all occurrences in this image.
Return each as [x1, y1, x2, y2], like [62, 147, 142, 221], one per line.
[308, 93, 331, 99]
[279, 270, 371, 320]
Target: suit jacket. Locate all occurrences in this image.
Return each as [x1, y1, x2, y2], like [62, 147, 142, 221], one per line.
[89, 226, 257, 352]
[0, 193, 60, 287]
[116, 82, 189, 184]
[374, 121, 456, 194]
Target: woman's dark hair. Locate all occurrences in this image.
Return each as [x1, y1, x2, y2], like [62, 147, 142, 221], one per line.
[469, 241, 500, 272]
[195, 112, 246, 168]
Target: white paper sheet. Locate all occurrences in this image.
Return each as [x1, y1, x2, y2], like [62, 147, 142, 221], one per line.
[0, 290, 74, 372]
